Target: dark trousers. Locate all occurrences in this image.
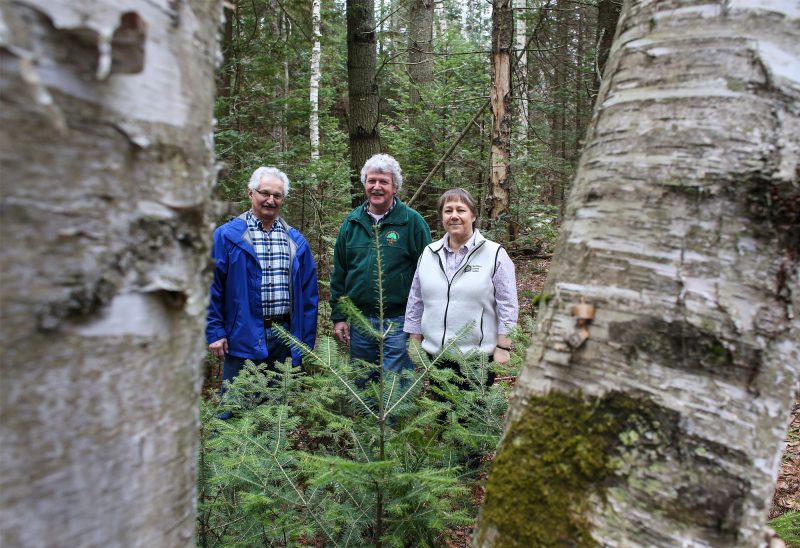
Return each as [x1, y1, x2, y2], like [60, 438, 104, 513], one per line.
[429, 355, 496, 395]
[220, 322, 292, 397]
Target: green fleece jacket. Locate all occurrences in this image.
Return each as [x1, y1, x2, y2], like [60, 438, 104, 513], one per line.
[330, 199, 431, 322]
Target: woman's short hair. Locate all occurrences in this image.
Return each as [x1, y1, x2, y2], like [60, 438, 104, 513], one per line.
[360, 154, 403, 192]
[437, 188, 478, 228]
[248, 166, 291, 196]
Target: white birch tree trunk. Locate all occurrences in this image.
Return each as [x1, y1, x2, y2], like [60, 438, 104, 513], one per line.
[478, 0, 799, 545]
[513, 0, 528, 149]
[310, 0, 321, 160]
[0, 0, 219, 545]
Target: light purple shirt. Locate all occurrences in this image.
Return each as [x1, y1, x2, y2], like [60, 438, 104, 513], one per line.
[404, 231, 518, 335]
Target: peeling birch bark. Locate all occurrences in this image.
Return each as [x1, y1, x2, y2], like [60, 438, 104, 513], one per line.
[0, 0, 219, 545]
[488, 0, 513, 220]
[478, 0, 799, 546]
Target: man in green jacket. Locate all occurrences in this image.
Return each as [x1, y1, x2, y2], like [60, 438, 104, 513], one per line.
[330, 154, 432, 376]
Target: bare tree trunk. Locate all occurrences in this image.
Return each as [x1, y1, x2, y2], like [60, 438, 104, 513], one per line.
[477, 0, 799, 546]
[407, 0, 435, 211]
[487, 0, 513, 222]
[310, 0, 322, 161]
[513, 0, 529, 149]
[347, 0, 381, 200]
[592, 0, 621, 101]
[0, 0, 218, 546]
[408, 0, 434, 125]
[218, 3, 235, 106]
[279, 10, 290, 154]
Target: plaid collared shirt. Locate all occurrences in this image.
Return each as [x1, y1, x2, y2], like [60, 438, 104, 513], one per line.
[364, 197, 396, 225]
[246, 211, 290, 318]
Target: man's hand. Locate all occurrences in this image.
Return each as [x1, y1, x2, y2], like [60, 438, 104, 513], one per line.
[334, 321, 350, 345]
[209, 337, 228, 359]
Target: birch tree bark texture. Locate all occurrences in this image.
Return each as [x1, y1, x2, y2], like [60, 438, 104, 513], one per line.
[488, 0, 513, 221]
[0, 1, 219, 546]
[477, 1, 799, 546]
[310, 0, 322, 161]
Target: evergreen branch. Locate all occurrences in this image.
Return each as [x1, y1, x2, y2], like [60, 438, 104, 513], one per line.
[384, 371, 397, 408]
[384, 332, 469, 418]
[276, 326, 379, 420]
[212, 413, 345, 545]
[337, 297, 381, 340]
[352, 431, 371, 463]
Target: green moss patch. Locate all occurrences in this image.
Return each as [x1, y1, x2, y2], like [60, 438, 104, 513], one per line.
[479, 391, 663, 547]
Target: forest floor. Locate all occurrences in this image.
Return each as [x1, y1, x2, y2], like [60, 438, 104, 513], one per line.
[443, 257, 800, 547]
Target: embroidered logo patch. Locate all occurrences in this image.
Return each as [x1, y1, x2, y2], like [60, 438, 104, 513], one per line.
[385, 231, 400, 245]
[464, 264, 481, 272]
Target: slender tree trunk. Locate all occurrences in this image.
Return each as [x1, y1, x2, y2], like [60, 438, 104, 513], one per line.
[408, 0, 434, 125]
[477, 0, 799, 545]
[218, 3, 235, 106]
[592, 0, 621, 101]
[280, 11, 290, 154]
[548, 0, 569, 214]
[310, 0, 321, 160]
[487, 0, 513, 222]
[513, 0, 529, 150]
[574, 5, 584, 158]
[347, 0, 381, 201]
[0, 0, 218, 546]
[407, 0, 435, 210]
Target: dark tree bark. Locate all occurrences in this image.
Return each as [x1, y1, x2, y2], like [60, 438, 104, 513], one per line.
[217, 4, 235, 103]
[347, 0, 381, 201]
[406, 0, 436, 211]
[592, 0, 621, 99]
[0, 0, 218, 545]
[408, 0, 434, 120]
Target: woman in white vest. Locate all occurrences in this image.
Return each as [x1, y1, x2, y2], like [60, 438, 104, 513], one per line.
[404, 188, 518, 386]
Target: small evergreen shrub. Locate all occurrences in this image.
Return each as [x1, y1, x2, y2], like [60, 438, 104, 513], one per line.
[197, 228, 519, 546]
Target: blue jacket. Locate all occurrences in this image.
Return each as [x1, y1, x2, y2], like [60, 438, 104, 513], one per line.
[206, 215, 318, 365]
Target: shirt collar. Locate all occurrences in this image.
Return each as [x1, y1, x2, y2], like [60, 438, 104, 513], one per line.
[364, 197, 397, 223]
[246, 210, 282, 232]
[443, 231, 477, 254]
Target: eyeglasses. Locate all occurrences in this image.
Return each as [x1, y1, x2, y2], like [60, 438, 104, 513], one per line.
[253, 189, 284, 200]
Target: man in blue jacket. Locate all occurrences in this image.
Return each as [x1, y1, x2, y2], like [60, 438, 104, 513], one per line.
[206, 166, 318, 414]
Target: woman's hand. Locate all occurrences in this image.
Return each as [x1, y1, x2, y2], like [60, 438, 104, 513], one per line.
[493, 346, 511, 364]
[494, 334, 513, 364]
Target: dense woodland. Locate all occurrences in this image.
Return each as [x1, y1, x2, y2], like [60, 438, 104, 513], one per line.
[213, 0, 607, 277]
[1, 1, 797, 547]
[206, 1, 799, 546]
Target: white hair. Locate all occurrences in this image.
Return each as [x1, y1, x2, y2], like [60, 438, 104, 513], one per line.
[248, 166, 290, 196]
[360, 154, 403, 192]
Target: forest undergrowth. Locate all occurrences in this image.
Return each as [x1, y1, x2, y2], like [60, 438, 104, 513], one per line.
[198, 257, 798, 547]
